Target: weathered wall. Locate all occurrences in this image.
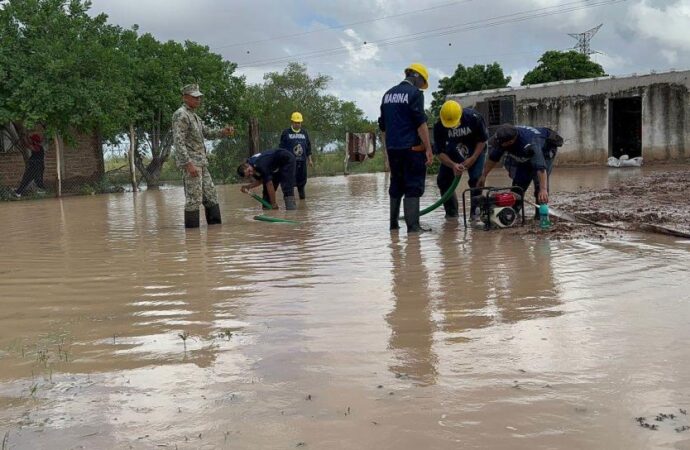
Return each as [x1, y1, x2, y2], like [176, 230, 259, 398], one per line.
[517, 94, 609, 165]
[644, 83, 688, 162]
[0, 131, 103, 188]
[449, 70, 690, 165]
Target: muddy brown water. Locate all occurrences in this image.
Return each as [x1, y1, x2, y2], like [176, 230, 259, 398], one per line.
[1, 167, 689, 449]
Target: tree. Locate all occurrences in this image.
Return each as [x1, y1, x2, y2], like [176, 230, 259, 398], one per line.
[208, 62, 374, 182]
[521, 51, 606, 86]
[0, 0, 246, 190]
[430, 63, 511, 115]
[245, 62, 373, 140]
[0, 0, 132, 194]
[126, 34, 245, 189]
[0, 0, 129, 140]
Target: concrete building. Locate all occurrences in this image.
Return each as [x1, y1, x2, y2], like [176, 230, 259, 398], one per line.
[448, 69, 690, 165]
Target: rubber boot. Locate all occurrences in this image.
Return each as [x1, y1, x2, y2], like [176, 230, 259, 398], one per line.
[184, 210, 200, 229]
[297, 185, 306, 200]
[404, 197, 426, 233]
[389, 197, 402, 230]
[205, 203, 222, 225]
[284, 196, 297, 210]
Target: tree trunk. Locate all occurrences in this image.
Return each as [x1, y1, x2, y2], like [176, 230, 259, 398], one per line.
[128, 124, 138, 192]
[54, 134, 63, 197]
[248, 117, 259, 157]
[132, 122, 173, 190]
[144, 157, 163, 190]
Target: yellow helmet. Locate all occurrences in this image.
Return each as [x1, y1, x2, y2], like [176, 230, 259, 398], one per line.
[440, 100, 463, 128]
[291, 112, 303, 123]
[405, 63, 429, 90]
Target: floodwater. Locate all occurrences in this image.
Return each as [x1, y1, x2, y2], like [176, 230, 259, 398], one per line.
[1, 167, 689, 449]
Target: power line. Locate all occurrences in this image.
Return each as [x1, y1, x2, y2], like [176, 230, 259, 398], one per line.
[211, 0, 472, 50]
[235, 0, 625, 69]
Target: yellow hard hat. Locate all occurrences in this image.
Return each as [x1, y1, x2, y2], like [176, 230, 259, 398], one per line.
[405, 63, 429, 89]
[440, 100, 463, 128]
[291, 112, 303, 123]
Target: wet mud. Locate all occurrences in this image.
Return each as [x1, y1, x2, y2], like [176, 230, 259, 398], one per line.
[551, 167, 690, 238]
[0, 167, 689, 449]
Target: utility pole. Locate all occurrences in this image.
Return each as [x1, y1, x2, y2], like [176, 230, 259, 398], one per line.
[569, 24, 603, 56]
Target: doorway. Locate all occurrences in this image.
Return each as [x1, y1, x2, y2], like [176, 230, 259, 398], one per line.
[609, 97, 642, 158]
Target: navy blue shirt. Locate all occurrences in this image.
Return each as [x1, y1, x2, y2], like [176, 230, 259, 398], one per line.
[279, 127, 311, 162]
[248, 148, 293, 183]
[433, 108, 488, 163]
[378, 81, 427, 150]
[488, 126, 550, 170]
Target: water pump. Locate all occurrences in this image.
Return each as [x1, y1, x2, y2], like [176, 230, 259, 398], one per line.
[462, 187, 526, 230]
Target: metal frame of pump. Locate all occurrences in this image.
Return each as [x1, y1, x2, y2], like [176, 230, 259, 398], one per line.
[461, 186, 526, 230]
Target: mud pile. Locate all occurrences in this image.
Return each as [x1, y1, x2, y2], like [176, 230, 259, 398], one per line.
[547, 168, 690, 239]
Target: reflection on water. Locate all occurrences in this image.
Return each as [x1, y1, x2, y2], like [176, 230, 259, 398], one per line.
[0, 169, 689, 449]
[388, 236, 437, 385]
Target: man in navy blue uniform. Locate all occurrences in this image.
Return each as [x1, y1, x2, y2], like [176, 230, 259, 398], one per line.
[433, 100, 488, 219]
[237, 148, 297, 210]
[279, 112, 313, 200]
[378, 63, 433, 233]
[478, 125, 562, 213]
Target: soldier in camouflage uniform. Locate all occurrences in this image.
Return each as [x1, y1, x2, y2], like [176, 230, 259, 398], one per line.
[173, 84, 234, 228]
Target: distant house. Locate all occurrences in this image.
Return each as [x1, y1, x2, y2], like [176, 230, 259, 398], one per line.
[0, 124, 104, 191]
[448, 69, 690, 165]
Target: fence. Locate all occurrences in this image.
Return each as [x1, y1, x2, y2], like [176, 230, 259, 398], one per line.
[0, 125, 114, 201]
[1, 122, 391, 201]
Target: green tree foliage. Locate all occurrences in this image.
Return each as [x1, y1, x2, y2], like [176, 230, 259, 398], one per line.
[521, 51, 606, 86]
[0, 0, 245, 188]
[0, 0, 128, 139]
[1, 2, 374, 188]
[208, 62, 375, 182]
[246, 62, 374, 140]
[125, 34, 245, 188]
[430, 63, 511, 115]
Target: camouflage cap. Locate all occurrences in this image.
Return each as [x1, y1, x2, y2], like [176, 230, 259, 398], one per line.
[181, 83, 203, 97]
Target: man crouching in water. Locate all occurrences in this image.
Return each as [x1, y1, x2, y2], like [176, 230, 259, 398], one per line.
[237, 148, 297, 210]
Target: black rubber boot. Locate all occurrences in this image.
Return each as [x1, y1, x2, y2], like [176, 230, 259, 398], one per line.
[204, 203, 222, 225]
[297, 185, 306, 200]
[284, 196, 297, 210]
[390, 197, 402, 230]
[404, 197, 427, 233]
[184, 210, 200, 229]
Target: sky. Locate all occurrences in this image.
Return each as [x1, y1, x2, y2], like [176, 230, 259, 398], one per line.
[89, 0, 690, 119]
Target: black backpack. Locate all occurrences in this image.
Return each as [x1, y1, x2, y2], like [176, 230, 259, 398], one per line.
[543, 128, 564, 147]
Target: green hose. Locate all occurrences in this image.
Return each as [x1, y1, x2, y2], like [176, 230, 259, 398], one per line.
[420, 175, 461, 216]
[400, 175, 461, 219]
[249, 192, 273, 209]
[246, 191, 300, 224]
[253, 215, 300, 224]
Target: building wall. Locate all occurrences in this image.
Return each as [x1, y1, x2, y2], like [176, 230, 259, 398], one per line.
[449, 70, 690, 165]
[0, 131, 103, 188]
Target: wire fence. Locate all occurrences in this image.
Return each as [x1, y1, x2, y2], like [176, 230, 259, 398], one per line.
[0, 127, 117, 201]
[1, 126, 394, 202]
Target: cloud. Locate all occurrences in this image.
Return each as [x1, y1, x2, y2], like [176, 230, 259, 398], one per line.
[508, 68, 530, 87]
[592, 53, 630, 73]
[88, 0, 690, 120]
[339, 29, 379, 66]
[661, 49, 679, 65]
[629, 0, 690, 50]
